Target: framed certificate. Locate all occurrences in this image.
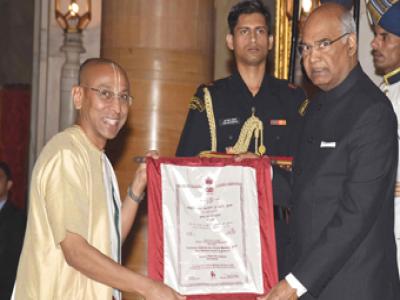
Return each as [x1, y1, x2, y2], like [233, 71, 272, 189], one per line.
[147, 157, 278, 299]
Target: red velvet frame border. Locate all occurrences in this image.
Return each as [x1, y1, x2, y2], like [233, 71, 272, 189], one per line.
[147, 157, 278, 299]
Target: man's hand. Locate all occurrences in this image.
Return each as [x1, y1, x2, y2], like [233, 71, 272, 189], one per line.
[257, 280, 298, 300]
[122, 150, 159, 241]
[395, 182, 400, 197]
[143, 280, 186, 300]
[130, 150, 159, 196]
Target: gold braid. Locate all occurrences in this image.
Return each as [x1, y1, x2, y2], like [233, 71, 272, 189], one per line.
[201, 87, 266, 156]
[203, 87, 217, 152]
[231, 111, 266, 155]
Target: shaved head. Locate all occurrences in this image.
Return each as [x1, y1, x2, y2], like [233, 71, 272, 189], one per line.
[78, 58, 129, 87]
[73, 58, 131, 149]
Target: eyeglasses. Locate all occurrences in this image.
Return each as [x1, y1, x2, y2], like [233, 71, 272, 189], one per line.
[81, 86, 133, 106]
[297, 32, 350, 57]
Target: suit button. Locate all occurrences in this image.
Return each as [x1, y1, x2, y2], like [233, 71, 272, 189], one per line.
[295, 168, 302, 175]
[307, 136, 314, 144]
[228, 135, 233, 140]
[275, 135, 281, 140]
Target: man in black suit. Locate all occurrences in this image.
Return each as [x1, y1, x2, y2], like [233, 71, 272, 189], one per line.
[261, 3, 400, 300]
[0, 161, 25, 300]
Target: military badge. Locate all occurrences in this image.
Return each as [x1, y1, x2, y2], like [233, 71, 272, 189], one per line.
[298, 98, 310, 117]
[189, 96, 205, 112]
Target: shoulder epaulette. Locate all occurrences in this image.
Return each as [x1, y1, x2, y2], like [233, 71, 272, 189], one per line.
[298, 98, 310, 117]
[189, 96, 205, 112]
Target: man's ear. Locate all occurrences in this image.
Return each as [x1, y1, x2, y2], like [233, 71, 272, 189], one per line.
[226, 33, 234, 51]
[7, 180, 13, 192]
[72, 86, 83, 110]
[347, 32, 357, 56]
[268, 34, 274, 51]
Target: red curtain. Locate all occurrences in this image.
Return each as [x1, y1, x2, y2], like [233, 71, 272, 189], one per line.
[0, 86, 31, 209]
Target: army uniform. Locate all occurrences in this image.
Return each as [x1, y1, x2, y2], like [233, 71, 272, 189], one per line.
[176, 70, 307, 278]
[381, 68, 400, 275]
[368, 0, 400, 277]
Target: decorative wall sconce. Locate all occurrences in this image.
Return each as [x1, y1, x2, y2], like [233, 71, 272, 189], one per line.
[55, 0, 91, 32]
[55, 0, 91, 130]
[301, 0, 320, 16]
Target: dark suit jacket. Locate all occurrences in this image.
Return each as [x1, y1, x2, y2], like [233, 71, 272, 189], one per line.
[290, 65, 400, 299]
[0, 200, 26, 300]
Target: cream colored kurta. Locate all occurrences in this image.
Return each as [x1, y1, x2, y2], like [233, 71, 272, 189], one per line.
[13, 126, 115, 300]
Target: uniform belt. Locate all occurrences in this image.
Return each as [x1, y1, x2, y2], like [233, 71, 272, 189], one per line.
[273, 205, 290, 223]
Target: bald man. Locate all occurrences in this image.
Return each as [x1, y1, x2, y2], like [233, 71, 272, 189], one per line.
[12, 58, 185, 300]
[260, 4, 400, 300]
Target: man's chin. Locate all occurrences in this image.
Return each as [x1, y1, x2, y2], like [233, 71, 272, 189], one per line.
[310, 76, 329, 89]
[242, 56, 266, 66]
[373, 65, 386, 76]
[102, 127, 123, 140]
[372, 59, 387, 75]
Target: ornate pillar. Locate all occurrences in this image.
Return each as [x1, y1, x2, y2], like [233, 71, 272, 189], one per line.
[29, 0, 101, 173]
[101, 1, 214, 299]
[59, 31, 85, 130]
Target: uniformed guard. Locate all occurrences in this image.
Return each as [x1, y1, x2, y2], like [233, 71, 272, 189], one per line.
[368, 0, 400, 276]
[176, 0, 308, 279]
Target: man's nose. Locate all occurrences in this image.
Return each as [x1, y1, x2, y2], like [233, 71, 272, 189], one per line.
[110, 96, 122, 113]
[308, 46, 320, 63]
[250, 30, 257, 42]
[370, 37, 378, 50]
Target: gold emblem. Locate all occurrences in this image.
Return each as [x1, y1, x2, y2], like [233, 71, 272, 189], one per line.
[258, 145, 266, 156]
[298, 98, 310, 117]
[189, 96, 205, 112]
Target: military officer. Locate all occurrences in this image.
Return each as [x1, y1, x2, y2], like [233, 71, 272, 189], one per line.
[176, 0, 307, 279]
[368, 0, 400, 275]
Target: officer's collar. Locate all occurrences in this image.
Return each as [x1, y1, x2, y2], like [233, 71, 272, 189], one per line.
[383, 66, 400, 85]
[231, 69, 271, 97]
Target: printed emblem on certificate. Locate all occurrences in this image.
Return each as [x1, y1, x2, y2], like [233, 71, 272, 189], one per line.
[147, 157, 278, 300]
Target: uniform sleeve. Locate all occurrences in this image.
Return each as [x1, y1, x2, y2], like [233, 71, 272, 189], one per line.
[176, 86, 212, 156]
[272, 85, 307, 207]
[287, 86, 307, 157]
[287, 84, 307, 108]
[292, 102, 398, 297]
[40, 149, 90, 245]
